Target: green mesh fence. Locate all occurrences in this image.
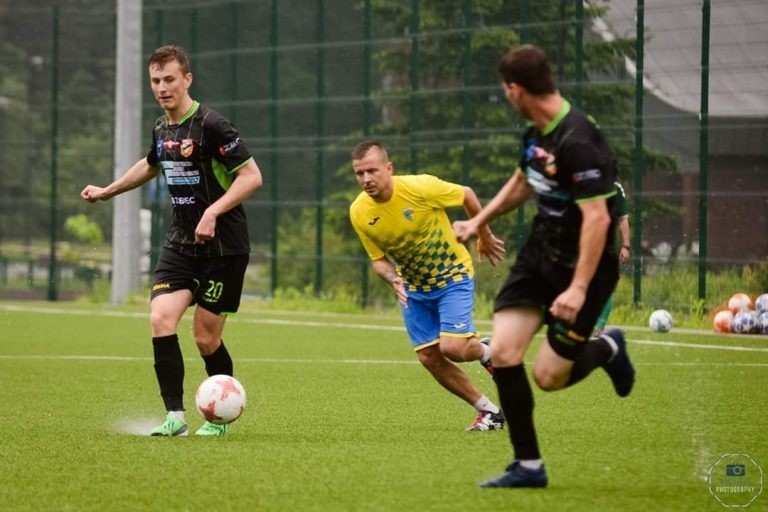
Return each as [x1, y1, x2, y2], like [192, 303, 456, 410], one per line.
[0, 0, 765, 311]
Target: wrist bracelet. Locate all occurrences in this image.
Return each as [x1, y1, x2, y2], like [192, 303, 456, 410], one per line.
[622, 245, 630, 250]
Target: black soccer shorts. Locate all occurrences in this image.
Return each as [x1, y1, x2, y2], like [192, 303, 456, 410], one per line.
[151, 247, 249, 315]
[494, 240, 619, 359]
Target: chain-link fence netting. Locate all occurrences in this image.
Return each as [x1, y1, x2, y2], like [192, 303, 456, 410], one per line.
[0, 0, 765, 310]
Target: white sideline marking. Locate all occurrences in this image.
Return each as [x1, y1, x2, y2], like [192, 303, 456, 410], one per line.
[0, 354, 417, 364]
[631, 338, 768, 353]
[2, 303, 768, 353]
[0, 354, 767, 368]
[0, 303, 405, 331]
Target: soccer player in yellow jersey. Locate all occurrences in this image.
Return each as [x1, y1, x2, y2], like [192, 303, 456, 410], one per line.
[350, 140, 507, 431]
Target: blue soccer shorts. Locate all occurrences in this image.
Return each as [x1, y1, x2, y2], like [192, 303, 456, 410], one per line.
[401, 277, 477, 351]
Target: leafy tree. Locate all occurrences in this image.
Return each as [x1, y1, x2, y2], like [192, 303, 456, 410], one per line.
[0, 39, 39, 245]
[0, 0, 116, 249]
[327, 0, 676, 246]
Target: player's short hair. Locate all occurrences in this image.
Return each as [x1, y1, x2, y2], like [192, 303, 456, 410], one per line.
[498, 44, 556, 95]
[351, 140, 389, 162]
[148, 45, 191, 75]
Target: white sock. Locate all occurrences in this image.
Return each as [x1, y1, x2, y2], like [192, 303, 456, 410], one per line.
[519, 459, 543, 470]
[168, 410, 185, 422]
[473, 395, 500, 414]
[480, 341, 491, 365]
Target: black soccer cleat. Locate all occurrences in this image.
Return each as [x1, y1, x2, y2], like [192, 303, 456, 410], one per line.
[479, 461, 548, 488]
[600, 328, 635, 397]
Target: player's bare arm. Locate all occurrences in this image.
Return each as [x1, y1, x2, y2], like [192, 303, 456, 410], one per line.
[461, 186, 505, 266]
[194, 159, 263, 243]
[549, 197, 611, 323]
[371, 257, 407, 307]
[80, 158, 158, 203]
[453, 168, 532, 242]
[618, 216, 631, 264]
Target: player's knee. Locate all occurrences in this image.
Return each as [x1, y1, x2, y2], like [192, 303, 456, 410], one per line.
[439, 338, 472, 362]
[194, 335, 219, 356]
[532, 367, 565, 391]
[149, 308, 175, 335]
[416, 344, 443, 369]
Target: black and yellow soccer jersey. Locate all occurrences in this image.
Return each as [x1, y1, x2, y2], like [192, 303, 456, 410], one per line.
[519, 99, 618, 266]
[349, 174, 473, 292]
[146, 101, 254, 257]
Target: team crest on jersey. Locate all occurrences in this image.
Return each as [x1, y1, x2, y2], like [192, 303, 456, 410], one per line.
[180, 139, 194, 158]
[155, 139, 163, 159]
[402, 208, 414, 221]
[531, 146, 557, 176]
[525, 138, 558, 176]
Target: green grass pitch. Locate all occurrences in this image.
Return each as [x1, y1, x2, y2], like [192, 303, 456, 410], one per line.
[0, 301, 766, 511]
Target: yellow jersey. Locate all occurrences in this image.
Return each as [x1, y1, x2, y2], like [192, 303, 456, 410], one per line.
[350, 174, 474, 292]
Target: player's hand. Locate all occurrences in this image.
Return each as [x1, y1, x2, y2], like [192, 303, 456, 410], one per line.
[549, 285, 587, 324]
[477, 233, 505, 267]
[194, 211, 217, 244]
[619, 246, 630, 264]
[80, 185, 109, 203]
[391, 275, 408, 307]
[452, 219, 478, 243]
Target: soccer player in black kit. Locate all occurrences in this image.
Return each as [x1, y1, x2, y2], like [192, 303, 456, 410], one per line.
[453, 44, 635, 487]
[81, 45, 262, 436]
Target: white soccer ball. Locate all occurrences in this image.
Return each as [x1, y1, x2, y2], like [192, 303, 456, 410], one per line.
[195, 375, 247, 424]
[649, 309, 673, 332]
[758, 311, 768, 335]
[732, 310, 757, 334]
[755, 293, 768, 314]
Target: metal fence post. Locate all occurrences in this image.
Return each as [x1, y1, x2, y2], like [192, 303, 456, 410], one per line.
[315, 0, 326, 295]
[698, 0, 711, 301]
[461, 0, 474, 186]
[632, 0, 645, 306]
[409, 0, 420, 171]
[269, 0, 279, 295]
[360, 0, 372, 308]
[47, 5, 60, 301]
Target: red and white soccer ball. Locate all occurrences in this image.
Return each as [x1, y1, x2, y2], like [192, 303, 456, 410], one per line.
[728, 293, 753, 314]
[195, 375, 247, 424]
[648, 309, 673, 333]
[713, 310, 733, 333]
[731, 310, 757, 334]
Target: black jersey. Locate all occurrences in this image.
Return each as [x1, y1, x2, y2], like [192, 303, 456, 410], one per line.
[519, 100, 618, 267]
[146, 102, 253, 257]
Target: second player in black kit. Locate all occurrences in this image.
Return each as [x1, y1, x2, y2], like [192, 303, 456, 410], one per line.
[453, 44, 635, 488]
[499, 104, 621, 358]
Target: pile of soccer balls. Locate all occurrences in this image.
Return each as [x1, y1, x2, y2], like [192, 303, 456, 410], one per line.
[713, 293, 768, 334]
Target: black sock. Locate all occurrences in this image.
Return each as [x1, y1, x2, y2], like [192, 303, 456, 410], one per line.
[566, 337, 613, 387]
[203, 340, 233, 376]
[152, 334, 185, 411]
[493, 364, 541, 460]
